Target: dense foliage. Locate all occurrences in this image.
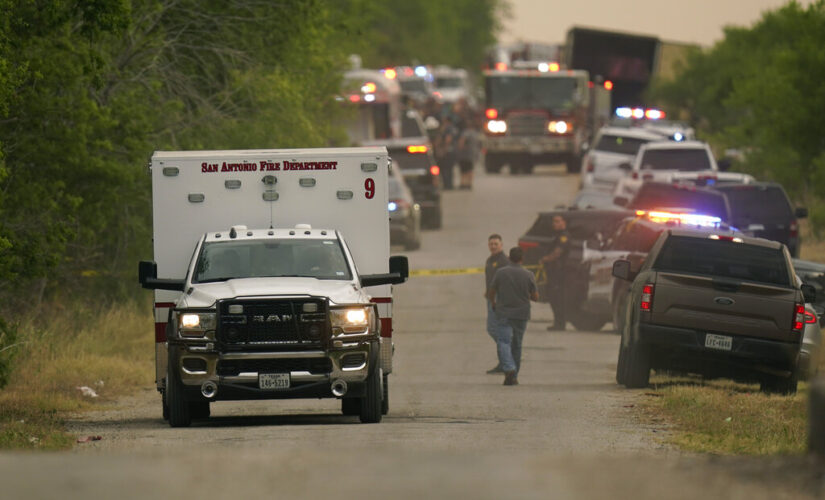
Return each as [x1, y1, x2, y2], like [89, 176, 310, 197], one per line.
[0, 0, 506, 318]
[650, 0, 825, 232]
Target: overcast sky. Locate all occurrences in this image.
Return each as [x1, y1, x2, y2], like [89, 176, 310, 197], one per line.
[500, 0, 816, 47]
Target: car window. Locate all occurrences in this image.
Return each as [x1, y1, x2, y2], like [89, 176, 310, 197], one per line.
[391, 149, 431, 170]
[720, 186, 793, 223]
[401, 115, 425, 138]
[654, 236, 790, 286]
[594, 134, 651, 155]
[638, 149, 712, 171]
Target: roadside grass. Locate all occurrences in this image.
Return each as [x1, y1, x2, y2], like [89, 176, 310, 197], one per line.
[0, 300, 154, 450]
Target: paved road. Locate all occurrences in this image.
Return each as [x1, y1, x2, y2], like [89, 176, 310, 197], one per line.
[1, 165, 819, 499]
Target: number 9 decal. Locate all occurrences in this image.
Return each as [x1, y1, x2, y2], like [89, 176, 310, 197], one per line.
[365, 178, 375, 199]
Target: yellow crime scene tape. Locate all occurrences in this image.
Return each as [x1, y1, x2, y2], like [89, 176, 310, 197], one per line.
[410, 264, 540, 277]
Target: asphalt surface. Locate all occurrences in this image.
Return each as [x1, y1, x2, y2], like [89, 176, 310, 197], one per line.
[2, 164, 822, 499]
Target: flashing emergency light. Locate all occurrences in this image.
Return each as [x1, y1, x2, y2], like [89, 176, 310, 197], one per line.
[361, 82, 377, 93]
[363, 94, 376, 102]
[673, 132, 685, 142]
[403, 67, 414, 77]
[430, 165, 440, 176]
[495, 62, 507, 71]
[549, 62, 560, 72]
[538, 62, 549, 73]
[615, 107, 633, 119]
[632, 108, 645, 119]
[645, 109, 665, 120]
[485, 108, 498, 119]
[388, 201, 398, 212]
[709, 234, 743, 242]
[414, 66, 428, 77]
[636, 210, 723, 228]
[604, 80, 613, 90]
[348, 94, 361, 103]
[407, 145, 428, 153]
[383, 68, 397, 79]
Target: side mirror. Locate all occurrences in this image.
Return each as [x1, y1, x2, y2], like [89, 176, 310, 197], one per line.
[138, 260, 185, 291]
[612, 259, 636, 281]
[716, 158, 732, 171]
[802, 283, 817, 304]
[618, 162, 632, 171]
[795, 207, 808, 219]
[613, 196, 629, 207]
[361, 256, 409, 287]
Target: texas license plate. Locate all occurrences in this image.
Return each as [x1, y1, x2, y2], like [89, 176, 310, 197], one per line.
[705, 334, 733, 351]
[259, 373, 290, 390]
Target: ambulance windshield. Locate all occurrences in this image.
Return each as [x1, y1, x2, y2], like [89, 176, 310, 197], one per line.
[193, 239, 352, 283]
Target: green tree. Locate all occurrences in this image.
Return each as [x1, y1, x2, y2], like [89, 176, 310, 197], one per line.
[651, 0, 825, 231]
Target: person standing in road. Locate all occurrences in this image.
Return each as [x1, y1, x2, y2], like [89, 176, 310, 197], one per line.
[487, 247, 539, 386]
[484, 234, 509, 374]
[541, 215, 570, 331]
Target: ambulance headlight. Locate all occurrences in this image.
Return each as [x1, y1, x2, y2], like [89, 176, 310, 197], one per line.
[178, 312, 216, 337]
[330, 307, 372, 334]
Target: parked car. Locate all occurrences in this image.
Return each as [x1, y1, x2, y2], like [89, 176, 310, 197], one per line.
[388, 164, 421, 250]
[614, 141, 719, 199]
[793, 258, 825, 326]
[364, 137, 442, 229]
[799, 302, 821, 380]
[580, 126, 663, 192]
[714, 182, 807, 257]
[518, 209, 633, 329]
[614, 228, 815, 394]
[615, 181, 732, 224]
[401, 108, 429, 139]
[570, 189, 623, 211]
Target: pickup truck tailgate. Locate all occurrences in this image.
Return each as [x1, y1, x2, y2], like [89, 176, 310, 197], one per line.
[651, 272, 799, 343]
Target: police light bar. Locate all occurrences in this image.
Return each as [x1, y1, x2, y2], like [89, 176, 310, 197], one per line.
[615, 107, 666, 120]
[636, 210, 722, 227]
[383, 68, 397, 79]
[709, 234, 743, 243]
[361, 82, 377, 94]
[414, 66, 428, 77]
[604, 80, 613, 90]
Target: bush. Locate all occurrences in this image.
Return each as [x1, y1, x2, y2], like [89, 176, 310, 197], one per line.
[0, 317, 19, 388]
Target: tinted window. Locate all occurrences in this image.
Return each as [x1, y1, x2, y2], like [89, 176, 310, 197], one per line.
[629, 185, 729, 220]
[194, 239, 352, 282]
[719, 186, 793, 223]
[654, 236, 790, 286]
[390, 150, 431, 171]
[436, 77, 463, 88]
[486, 76, 580, 111]
[595, 134, 651, 155]
[639, 148, 711, 171]
[400, 80, 428, 93]
[401, 114, 425, 138]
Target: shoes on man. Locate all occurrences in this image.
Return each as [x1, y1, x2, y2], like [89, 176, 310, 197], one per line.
[503, 371, 519, 386]
[546, 325, 565, 331]
[486, 365, 504, 374]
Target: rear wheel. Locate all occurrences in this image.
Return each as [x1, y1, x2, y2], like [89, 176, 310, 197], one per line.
[359, 367, 383, 423]
[566, 154, 581, 173]
[616, 342, 628, 385]
[381, 373, 389, 415]
[760, 373, 798, 395]
[624, 338, 651, 389]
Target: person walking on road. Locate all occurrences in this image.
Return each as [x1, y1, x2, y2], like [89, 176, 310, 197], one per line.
[487, 247, 539, 386]
[484, 234, 509, 374]
[541, 214, 570, 331]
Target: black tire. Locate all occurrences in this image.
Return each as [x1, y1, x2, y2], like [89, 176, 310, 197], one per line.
[341, 397, 360, 416]
[166, 350, 192, 427]
[760, 373, 798, 395]
[624, 338, 651, 389]
[616, 342, 628, 385]
[569, 309, 607, 331]
[161, 391, 169, 421]
[612, 299, 624, 334]
[190, 401, 211, 420]
[381, 373, 389, 416]
[566, 154, 581, 173]
[359, 367, 383, 423]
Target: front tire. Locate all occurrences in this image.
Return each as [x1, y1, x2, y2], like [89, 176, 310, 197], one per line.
[381, 373, 389, 415]
[359, 367, 383, 423]
[166, 351, 192, 428]
[624, 338, 651, 389]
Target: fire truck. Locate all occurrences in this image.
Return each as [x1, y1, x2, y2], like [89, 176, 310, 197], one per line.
[482, 61, 612, 174]
[139, 147, 407, 427]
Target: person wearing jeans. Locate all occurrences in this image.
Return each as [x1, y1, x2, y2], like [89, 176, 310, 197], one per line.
[484, 234, 509, 374]
[486, 247, 539, 386]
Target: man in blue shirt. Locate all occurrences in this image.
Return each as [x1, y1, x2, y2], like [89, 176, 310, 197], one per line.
[487, 247, 539, 386]
[485, 234, 509, 374]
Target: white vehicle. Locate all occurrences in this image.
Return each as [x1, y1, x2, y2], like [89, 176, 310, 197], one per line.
[612, 140, 718, 200]
[640, 120, 695, 142]
[432, 66, 474, 105]
[580, 126, 663, 192]
[139, 147, 408, 427]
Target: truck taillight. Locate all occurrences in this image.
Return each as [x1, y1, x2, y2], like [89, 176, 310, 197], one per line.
[485, 108, 498, 119]
[430, 165, 440, 176]
[640, 284, 654, 311]
[804, 310, 817, 324]
[790, 221, 799, 237]
[793, 303, 805, 331]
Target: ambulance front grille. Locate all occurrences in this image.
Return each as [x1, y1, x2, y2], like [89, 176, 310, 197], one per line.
[216, 298, 329, 351]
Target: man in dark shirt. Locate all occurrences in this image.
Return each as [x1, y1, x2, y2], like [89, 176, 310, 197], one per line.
[487, 247, 539, 386]
[485, 234, 509, 374]
[541, 215, 570, 331]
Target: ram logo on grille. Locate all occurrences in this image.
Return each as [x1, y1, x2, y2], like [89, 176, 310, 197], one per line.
[252, 314, 293, 323]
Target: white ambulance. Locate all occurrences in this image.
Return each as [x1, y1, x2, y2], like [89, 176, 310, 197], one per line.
[139, 147, 407, 427]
